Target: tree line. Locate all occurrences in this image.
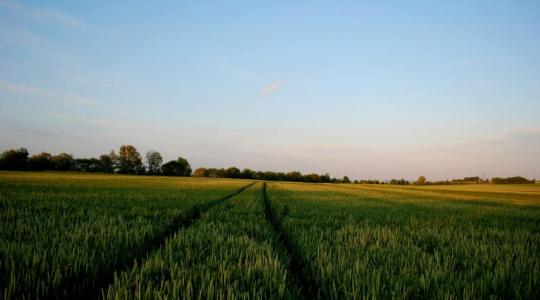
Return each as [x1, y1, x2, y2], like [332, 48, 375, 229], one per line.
[191, 167, 351, 183]
[0, 146, 191, 176]
[396, 175, 535, 185]
[491, 176, 535, 184]
[0, 146, 535, 184]
[0, 146, 351, 182]
[353, 175, 536, 185]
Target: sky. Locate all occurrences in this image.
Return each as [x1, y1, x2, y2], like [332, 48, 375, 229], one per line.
[0, 0, 539, 181]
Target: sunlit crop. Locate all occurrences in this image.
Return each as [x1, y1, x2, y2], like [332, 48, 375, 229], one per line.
[1, 172, 539, 299]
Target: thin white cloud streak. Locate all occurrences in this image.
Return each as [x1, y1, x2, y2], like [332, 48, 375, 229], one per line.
[0, 80, 92, 105]
[260, 81, 284, 96]
[0, 0, 113, 34]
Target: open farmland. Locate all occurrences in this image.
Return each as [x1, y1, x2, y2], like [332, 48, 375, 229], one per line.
[0, 172, 250, 299]
[1, 172, 539, 299]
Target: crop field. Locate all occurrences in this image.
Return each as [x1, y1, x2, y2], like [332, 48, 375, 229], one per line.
[1, 172, 539, 299]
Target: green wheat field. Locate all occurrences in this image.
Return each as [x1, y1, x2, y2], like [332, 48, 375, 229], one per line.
[1, 171, 539, 299]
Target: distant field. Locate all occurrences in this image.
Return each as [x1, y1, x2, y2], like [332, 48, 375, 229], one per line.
[1, 172, 539, 299]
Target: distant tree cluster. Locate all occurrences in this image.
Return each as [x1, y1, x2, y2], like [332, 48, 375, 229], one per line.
[353, 180, 382, 184]
[449, 176, 483, 184]
[412, 176, 493, 185]
[491, 176, 535, 184]
[404, 176, 535, 185]
[0, 146, 191, 177]
[0, 148, 79, 172]
[389, 178, 410, 185]
[191, 167, 351, 183]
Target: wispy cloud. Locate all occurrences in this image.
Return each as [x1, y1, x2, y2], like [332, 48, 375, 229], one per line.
[260, 81, 284, 96]
[0, 80, 92, 105]
[0, 0, 112, 34]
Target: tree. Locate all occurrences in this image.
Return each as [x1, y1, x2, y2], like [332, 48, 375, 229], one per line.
[225, 167, 241, 178]
[320, 173, 331, 183]
[193, 167, 207, 177]
[417, 176, 427, 185]
[286, 171, 303, 182]
[342, 176, 351, 183]
[109, 150, 119, 173]
[305, 173, 321, 183]
[177, 157, 192, 176]
[146, 150, 163, 175]
[74, 158, 101, 172]
[0, 148, 29, 170]
[162, 156, 191, 176]
[28, 152, 53, 170]
[117, 145, 144, 174]
[205, 168, 221, 178]
[99, 154, 114, 173]
[262, 171, 278, 181]
[51, 153, 74, 170]
[240, 168, 255, 179]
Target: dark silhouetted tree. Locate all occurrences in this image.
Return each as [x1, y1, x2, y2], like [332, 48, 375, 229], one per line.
[305, 173, 321, 183]
[286, 171, 303, 182]
[0, 148, 29, 170]
[162, 157, 191, 176]
[320, 173, 331, 183]
[28, 152, 53, 170]
[178, 157, 192, 176]
[205, 168, 221, 178]
[241, 168, 255, 179]
[74, 158, 101, 172]
[146, 150, 163, 175]
[226, 167, 241, 178]
[99, 154, 114, 173]
[51, 153, 74, 170]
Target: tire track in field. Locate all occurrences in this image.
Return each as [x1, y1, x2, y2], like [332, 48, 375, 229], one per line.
[262, 182, 319, 300]
[88, 181, 256, 300]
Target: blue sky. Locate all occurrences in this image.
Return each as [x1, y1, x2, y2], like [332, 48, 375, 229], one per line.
[1, 0, 539, 180]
